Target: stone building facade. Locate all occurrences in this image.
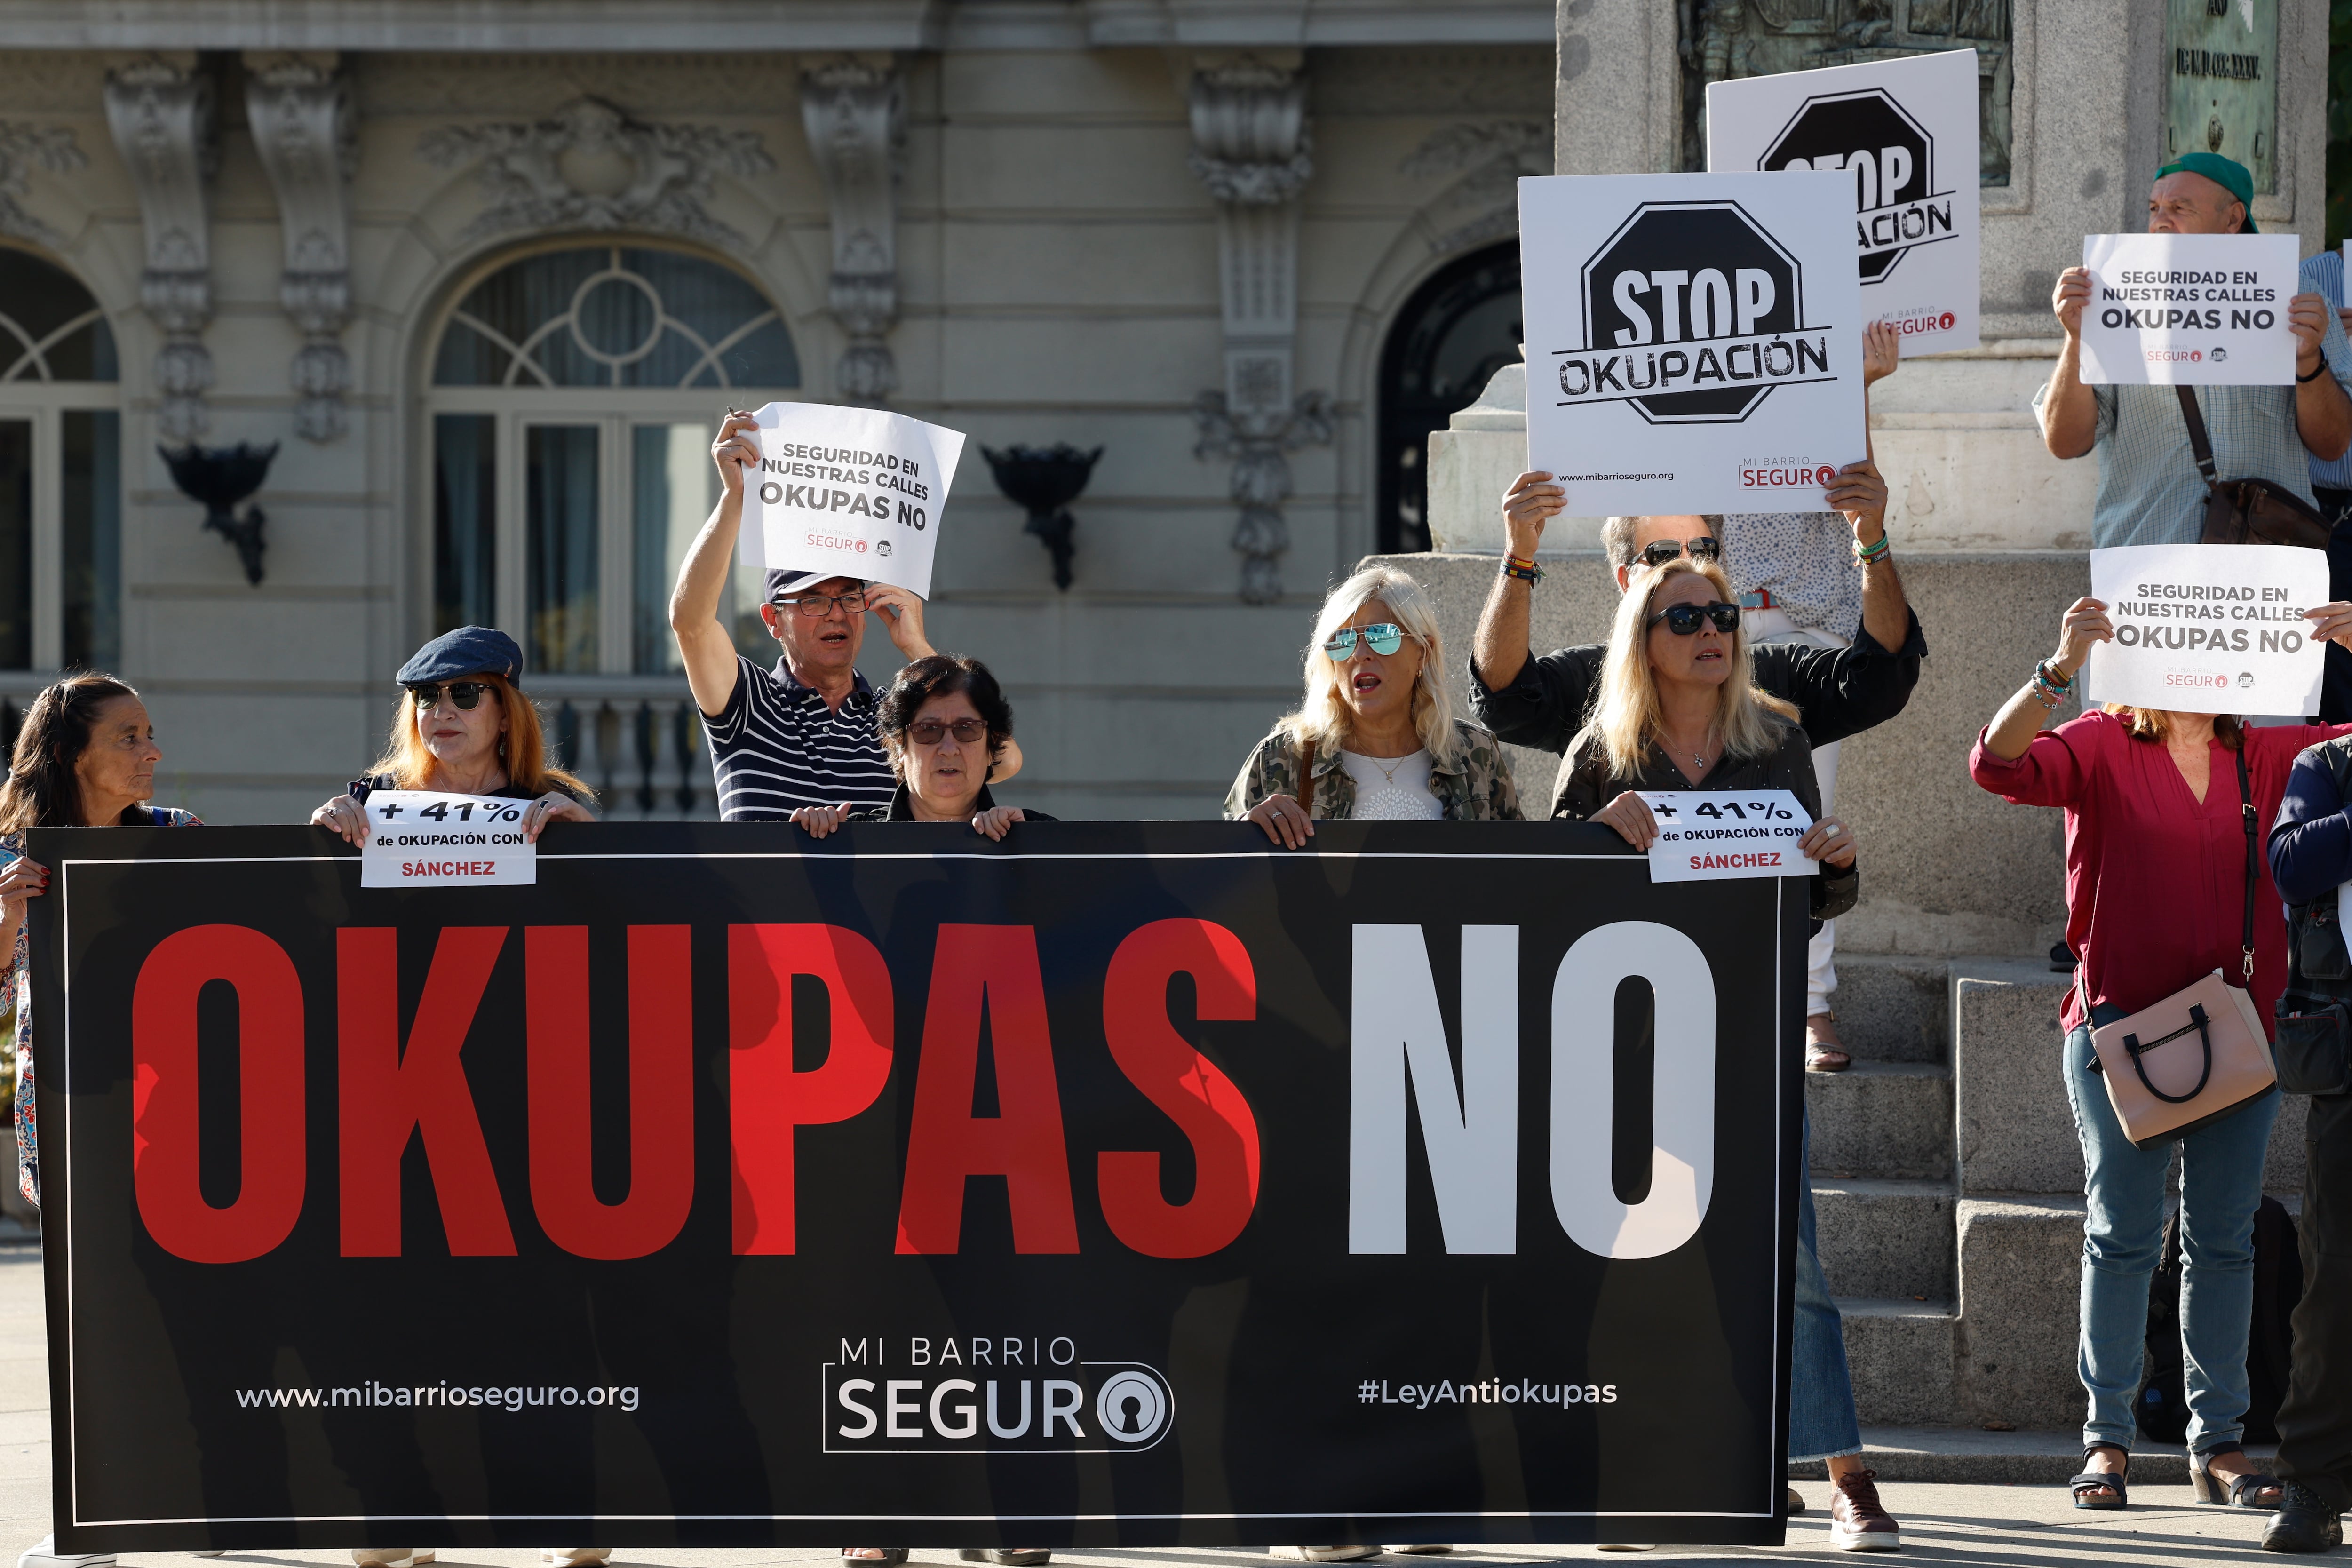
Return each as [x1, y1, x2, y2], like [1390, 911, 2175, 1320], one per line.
[0, 0, 1552, 824]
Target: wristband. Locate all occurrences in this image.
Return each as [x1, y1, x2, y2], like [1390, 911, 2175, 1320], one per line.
[1853, 533, 1891, 566]
[1501, 554, 1543, 585]
[2037, 659, 2073, 691]
[2299, 359, 2331, 383]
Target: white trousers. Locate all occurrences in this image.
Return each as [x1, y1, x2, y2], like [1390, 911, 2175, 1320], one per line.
[1747, 610, 1843, 1017]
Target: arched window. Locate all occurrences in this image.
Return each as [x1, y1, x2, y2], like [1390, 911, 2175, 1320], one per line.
[1376, 244, 1523, 554]
[424, 245, 799, 676]
[0, 247, 120, 671]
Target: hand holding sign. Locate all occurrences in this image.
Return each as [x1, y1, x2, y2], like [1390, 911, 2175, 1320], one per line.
[2085, 544, 2336, 712]
[358, 789, 541, 887]
[1630, 790, 1821, 883]
[2077, 233, 2301, 384]
[738, 401, 967, 599]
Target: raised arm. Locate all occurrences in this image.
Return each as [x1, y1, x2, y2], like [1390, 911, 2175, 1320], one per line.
[669, 411, 762, 718]
[1982, 597, 2108, 764]
[1472, 470, 1565, 692]
[2037, 267, 2099, 461]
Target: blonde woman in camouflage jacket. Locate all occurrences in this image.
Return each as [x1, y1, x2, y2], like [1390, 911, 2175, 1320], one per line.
[1225, 565, 1520, 845]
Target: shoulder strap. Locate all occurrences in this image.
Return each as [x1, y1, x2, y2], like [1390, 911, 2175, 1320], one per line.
[2240, 744, 2257, 983]
[2177, 385, 2221, 484]
[1297, 737, 1317, 820]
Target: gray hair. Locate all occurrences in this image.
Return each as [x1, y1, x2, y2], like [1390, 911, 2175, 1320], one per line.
[1600, 515, 1722, 569]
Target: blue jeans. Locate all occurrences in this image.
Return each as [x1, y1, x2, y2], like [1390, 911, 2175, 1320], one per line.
[2061, 1023, 2280, 1453]
[1791, 1107, 1862, 1462]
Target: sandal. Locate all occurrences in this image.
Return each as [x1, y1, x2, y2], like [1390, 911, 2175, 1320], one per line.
[2068, 1443, 2129, 1510]
[842, 1554, 908, 1565]
[2191, 1443, 2283, 1509]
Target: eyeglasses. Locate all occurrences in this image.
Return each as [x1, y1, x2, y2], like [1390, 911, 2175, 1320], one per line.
[1647, 601, 1742, 636]
[1634, 536, 1722, 570]
[406, 681, 493, 710]
[773, 591, 869, 618]
[906, 717, 988, 745]
[1323, 622, 1408, 659]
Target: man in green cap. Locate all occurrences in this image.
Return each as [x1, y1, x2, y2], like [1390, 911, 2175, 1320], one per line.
[2034, 151, 2352, 557]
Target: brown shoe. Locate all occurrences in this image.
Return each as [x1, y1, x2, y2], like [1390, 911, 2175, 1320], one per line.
[1828, 1468, 1899, 1552]
[1805, 1012, 1851, 1073]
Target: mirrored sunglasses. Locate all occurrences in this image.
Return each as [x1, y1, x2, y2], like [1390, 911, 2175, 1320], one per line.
[1324, 622, 1407, 659]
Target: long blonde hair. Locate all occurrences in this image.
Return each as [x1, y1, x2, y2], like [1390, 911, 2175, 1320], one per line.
[366, 673, 591, 798]
[1278, 565, 1462, 768]
[1589, 557, 1796, 778]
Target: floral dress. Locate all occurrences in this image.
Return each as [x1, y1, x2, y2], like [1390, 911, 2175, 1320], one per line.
[11, 806, 200, 1206]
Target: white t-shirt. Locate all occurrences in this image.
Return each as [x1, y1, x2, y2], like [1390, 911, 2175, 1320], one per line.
[1339, 748, 1442, 820]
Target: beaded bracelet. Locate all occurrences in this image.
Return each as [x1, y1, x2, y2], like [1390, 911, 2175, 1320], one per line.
[2027, 660, 2071, 710]
[1853, 533, 1892, 566]
[1501, 554, 1544, 585]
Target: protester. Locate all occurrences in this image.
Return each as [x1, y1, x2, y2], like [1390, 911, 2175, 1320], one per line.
[1229, 564, 1520, 840]
[1552, 556, 1891, 1552]
[791, 655, 1051, 840]
[309, 627, 596, 844]
[1970, 593, 2352, 1514]
[1714, 321, 1904, 1069]
[2300, 242, 2352, 720]
[1473, 447, 1918, 1071]
[671, 410, 1015, 822]
[0, 676, 196, 1568]
[2035, 152, 2352, 551]
[2260, 733, 2352, 1552]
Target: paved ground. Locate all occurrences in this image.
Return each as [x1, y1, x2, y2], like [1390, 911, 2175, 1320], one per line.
[0, 1250, 2304, 1565]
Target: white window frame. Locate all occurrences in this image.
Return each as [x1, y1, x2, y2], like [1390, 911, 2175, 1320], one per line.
[0, 388, 119, 672]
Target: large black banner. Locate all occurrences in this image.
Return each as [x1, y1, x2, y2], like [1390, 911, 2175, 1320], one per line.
[32, 820, 1804, 1551]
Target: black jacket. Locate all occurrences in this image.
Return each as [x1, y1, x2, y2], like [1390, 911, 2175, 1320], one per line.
[1471, 608, 1928, 757]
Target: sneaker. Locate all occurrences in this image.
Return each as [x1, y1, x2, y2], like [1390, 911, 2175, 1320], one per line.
[1270, 1552, 1379, 1562]
[2263, 1481, 2346, 1553]
[1828, 1468, 1900, 1551]
[350, 1555, 436, 1568]
[541, 1554, 611, 1566]
[18, 1537, 112, 1568]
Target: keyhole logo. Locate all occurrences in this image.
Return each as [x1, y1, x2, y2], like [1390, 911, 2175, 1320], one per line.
[1094, 1368, 1171, 1444]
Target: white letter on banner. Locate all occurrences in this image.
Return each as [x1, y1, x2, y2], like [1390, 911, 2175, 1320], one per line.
[1549, 921, 1715, 1259]
[1347, 924, 1519, 1254]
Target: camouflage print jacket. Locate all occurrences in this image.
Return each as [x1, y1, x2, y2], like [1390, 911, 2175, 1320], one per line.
[1223, 719, 1524, 822]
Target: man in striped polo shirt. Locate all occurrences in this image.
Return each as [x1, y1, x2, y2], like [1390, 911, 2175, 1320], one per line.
[673, 413, 1017, 820]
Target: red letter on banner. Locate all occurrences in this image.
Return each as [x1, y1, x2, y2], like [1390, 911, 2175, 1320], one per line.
[728, 924, 894, 1254]
[527, 926, 694, 1259]
[131, 925, 307, 1263]
[1097, 919, 1263, 1257]
[337, 927, 516, 1256]
[896, 925, 1078, 1254]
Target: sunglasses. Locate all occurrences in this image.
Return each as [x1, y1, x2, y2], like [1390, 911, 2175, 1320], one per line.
[773, 591, 868, 618]
[1635, 536, 1722, 570]
[1324, 622, 1408, 658]
[1647, 601, 1742, 636]
[406, 681, 494, 710]
[906, 717, 988, 745]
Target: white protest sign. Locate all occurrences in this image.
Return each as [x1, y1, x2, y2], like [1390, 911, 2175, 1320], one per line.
[1638, 789, 1815, 884]
[359, 790, 537, 888]
[2078, 233, 2301, 385]
[1706, 47, 1980, 353]
[740, 401, 967, 599]
[2085, 542, 2329, 714]
[1518, 171, 1866, 516]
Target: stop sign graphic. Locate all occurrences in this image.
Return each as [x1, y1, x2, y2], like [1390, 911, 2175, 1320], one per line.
[1762, 89, 1934, 282]
[1577, 200, 1804, 423]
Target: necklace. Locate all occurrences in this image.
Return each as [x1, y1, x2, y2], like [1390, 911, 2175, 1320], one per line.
[1368, 752, 1412, 785]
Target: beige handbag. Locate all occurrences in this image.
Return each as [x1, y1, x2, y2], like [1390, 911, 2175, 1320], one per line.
[2084, 748, 2279, 1149]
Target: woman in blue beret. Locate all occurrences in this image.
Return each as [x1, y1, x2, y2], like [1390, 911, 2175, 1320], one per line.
[309, 626, 596, 844]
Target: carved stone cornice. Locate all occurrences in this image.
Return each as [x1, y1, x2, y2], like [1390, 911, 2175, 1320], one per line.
[798, 54, 903, 406]
[0, 123, 84, 247]
[104, 51, 216, 441]
[1400, 120, 1548, 252]
[418, 96, 773, 248]
[1186, 53, 1327, 604]
[245, 51, 356, 442]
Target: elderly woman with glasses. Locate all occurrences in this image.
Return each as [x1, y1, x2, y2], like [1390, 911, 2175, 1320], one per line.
[1227, 565, 1520, 845]
[311, 626, 596, 846]
[1551, 553, 1892, 1549]
[791, 654, 1052, 842]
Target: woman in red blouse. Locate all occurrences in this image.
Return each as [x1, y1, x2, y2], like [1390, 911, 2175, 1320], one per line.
[1972, 594, 2352, 1513]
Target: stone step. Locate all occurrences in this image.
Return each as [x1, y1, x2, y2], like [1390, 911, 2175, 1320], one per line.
[1825, 952, 1949, 1064]
[1812, 1177, 1954, 1301]
[1836, 1297, 1958, 1428]
[1805, 1060, 1952, 1180]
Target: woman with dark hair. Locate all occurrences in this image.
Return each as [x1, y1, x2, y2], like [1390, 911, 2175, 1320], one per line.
[0, 673, 196, 1568]
[310, 627, 596, 845]
[792, 655, 1053, 840]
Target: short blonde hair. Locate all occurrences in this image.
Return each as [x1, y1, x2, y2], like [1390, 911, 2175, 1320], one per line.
[1279, 565, 1462, 768]
[1588, 557, 1795, 779]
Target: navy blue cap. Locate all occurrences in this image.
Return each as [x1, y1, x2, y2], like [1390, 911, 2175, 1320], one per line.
[765, 568, 867, 601]
[397, 626, 523, 686]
